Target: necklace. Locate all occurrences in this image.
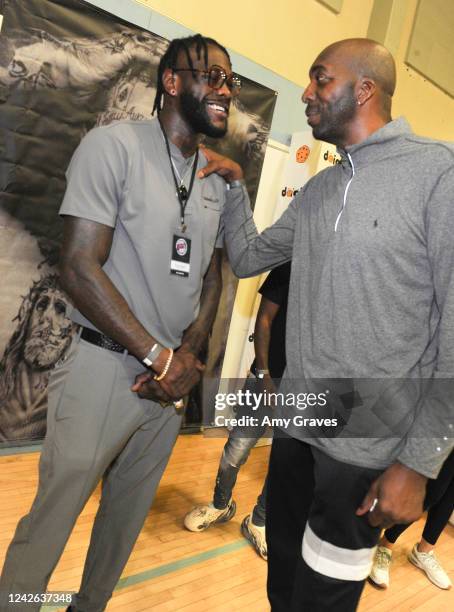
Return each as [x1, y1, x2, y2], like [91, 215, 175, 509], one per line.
[159, 118, 199, 233]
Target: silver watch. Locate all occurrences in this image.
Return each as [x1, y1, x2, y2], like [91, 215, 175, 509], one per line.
[142, 342, 165, 367]
[255, 369, 270, 379]
[227, 179, 245, 190]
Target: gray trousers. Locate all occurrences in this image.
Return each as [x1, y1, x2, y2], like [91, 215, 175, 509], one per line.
[0, 336, 182, 612]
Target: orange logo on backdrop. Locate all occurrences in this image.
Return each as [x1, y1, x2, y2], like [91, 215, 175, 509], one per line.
[296, 145, 310, 163]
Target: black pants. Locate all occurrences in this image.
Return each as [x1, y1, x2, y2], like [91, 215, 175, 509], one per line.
[385, 449, 454, 546]
[266, 434, 382, 612]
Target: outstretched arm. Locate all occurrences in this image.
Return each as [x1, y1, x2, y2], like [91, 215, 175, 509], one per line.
[199, 147, 296, 277]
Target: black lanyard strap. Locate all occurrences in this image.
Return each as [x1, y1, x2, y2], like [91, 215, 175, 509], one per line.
[159, 118, 199, 232]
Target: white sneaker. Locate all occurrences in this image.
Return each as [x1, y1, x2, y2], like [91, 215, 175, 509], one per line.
[408, 544, 452, 590]
[241, 514, 267, 560]
[369, 546, 393, 588]
[184, 499, 236, 532]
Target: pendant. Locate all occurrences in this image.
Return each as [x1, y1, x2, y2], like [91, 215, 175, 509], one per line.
[178, 185, 188, 202]
[181, 222, 187, 233]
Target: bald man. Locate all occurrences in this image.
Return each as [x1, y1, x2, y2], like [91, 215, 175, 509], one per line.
[201, 38, 454, 611]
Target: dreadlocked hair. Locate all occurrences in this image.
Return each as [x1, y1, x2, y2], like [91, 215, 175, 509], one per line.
[152, 34, 230, 116]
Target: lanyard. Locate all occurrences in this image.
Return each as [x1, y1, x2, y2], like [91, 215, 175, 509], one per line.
[159, 119, 199, 233]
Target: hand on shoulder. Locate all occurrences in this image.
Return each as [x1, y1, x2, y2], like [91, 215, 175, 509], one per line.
[198, 145, 244, 183]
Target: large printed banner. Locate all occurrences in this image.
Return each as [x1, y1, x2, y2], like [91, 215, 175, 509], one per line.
[0, 0, 276, 443]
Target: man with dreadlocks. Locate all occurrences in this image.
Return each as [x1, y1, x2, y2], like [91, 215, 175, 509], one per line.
[0, 34, 245, 612]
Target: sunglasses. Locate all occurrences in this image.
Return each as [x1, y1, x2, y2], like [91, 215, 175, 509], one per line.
[173, 65, 242, 94]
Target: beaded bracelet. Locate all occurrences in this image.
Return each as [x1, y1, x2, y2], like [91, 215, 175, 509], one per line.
[153, 348, 174, 381]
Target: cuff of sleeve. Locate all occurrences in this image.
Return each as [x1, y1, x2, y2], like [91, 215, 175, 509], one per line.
[398, 438, 454, 479]
[226, 179, 246, 190]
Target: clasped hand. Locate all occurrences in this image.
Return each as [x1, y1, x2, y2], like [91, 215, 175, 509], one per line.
[131, 346, 204, 402]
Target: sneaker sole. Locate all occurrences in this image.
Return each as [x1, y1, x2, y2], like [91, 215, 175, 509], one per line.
[408, 553, 452, 590]
[241, 519, 267, 561]
[367, 576, 388, 589]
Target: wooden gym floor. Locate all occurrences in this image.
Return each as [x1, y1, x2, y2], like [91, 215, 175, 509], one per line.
[0, 434, 452, 611]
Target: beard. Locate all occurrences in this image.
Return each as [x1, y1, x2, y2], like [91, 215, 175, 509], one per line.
[180, 91, 228, 138]
[24, 331, 72, 370]
[312, 83, 357, 144]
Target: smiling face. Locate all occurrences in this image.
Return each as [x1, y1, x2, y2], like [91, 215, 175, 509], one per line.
[176, 44, 233, 138]
[302, 51, 358, 146]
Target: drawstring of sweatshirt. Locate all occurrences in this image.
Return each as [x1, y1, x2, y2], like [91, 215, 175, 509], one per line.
[334, 152, 355, 232]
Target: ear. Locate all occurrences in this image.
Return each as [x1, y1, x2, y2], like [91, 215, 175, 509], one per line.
[356, 77, 376, 106]
[162, 67, 178, 96]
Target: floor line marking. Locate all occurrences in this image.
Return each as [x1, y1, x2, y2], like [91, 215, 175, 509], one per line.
[115, 539, 249, 590]
[41, 540, 250, 609]
[0, 444, 42, 456]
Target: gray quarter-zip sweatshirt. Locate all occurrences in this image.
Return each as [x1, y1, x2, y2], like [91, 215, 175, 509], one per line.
[223, 117, 454, 478]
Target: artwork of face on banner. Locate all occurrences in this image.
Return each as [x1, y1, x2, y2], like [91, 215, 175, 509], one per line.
[0, 0, 277, 443]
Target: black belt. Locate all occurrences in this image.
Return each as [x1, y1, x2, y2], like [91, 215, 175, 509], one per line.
[80, 327, 185, 410]
[80, 327, 128, 354]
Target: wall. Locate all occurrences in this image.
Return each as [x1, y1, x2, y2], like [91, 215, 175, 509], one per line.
[136, 0, 374, 85]
[391, 0, 454, 138]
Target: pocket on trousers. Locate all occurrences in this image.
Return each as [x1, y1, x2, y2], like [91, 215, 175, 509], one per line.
[48, 338, 80, 421]
[53, 342, 117, 421]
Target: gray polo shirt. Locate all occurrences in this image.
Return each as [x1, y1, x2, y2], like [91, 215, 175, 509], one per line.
[60, 118, 226, 348]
